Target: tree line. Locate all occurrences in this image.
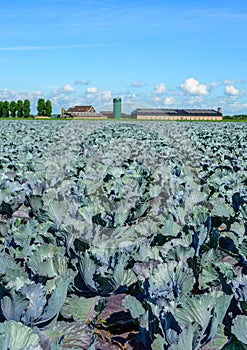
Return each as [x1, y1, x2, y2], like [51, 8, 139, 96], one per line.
[223, 114, 247, 120]
[0, 98, 52, 118]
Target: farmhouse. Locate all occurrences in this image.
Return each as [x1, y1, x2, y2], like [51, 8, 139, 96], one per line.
[62, 105, 107, 119]
[130, 108, 223, 121]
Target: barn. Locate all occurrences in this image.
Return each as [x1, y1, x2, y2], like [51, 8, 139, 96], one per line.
[62, 106, 107, 119]
[130, 108, 223, 120]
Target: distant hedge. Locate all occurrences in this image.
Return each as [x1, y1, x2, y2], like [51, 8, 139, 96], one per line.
[223, 115, 247, 119]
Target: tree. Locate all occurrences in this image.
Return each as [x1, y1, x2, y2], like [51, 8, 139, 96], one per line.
[2, 101, 9, 118]
[0, 102, 3, 118]
[37, 98, 46, 116]
[23, 99, 31, 118]
[16, 100, 24, 118]
[9, 101, 17, 118]
[45, 100, 52, 117]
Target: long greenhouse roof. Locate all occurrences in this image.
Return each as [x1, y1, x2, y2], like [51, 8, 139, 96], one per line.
[131, 108, 222, 116]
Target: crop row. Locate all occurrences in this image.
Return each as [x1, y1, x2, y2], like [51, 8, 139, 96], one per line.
[0, 121, 246, 349]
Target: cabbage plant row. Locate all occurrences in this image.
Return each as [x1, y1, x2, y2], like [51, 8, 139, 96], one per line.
[0, 120, 246, 349]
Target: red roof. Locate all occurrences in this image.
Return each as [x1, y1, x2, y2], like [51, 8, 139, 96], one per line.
[67, 105, 96, 113]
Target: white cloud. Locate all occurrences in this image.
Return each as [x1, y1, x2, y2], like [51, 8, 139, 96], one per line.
[0, 88, 43, 102]
[167, 90, 176, 95]
[223, 80, 234, 85]
[101, 90, 112, 101]
[63, 84, 75, 92]
[229, 102, 247, 110]
[180, 77, 208, 96]
[210, 81, 219, 89]
[0, 44, 94, 51]
[223, 79, 244, 85]
[51, 84, 75, 94]
[131, 81, 143, 87]
[164, 97, 176, 105]
[31, 90, 43, 96]
[151, 96, 162, 102]
[0, 85, 110, 114]
[86, 87, 98, 94]
[224, 85, 239, 96]
[187, 96, 206, 106]
[85, 88, 113, 107]
[0, 88, 15, 100]
[0, 88, 48, 114]
[154, 83, 166, 95]
[74, 80, 91, 85]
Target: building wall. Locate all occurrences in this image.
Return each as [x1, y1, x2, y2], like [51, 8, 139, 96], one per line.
[136, 115, 222, 120]
[65, 112, 107, 118]
[71, 112, 103, 117]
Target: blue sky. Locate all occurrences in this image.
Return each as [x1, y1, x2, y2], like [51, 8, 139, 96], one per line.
[0, 0, 247, 115]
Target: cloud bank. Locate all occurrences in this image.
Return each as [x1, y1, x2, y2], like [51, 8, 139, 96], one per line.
[180, 78, 208, 96]
[0, 76, 245, 115]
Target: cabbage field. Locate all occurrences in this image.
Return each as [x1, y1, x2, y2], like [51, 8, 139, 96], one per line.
[0, 120, 246, 349]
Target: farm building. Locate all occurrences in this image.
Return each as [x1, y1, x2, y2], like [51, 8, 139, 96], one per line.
[62, 105, 107, 119]
[100, 111, 127, 118]
[130, 108, 223, 120]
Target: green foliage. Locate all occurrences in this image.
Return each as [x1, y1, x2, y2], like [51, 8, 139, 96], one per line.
[23, 99, 31, 118]
[2, 100, 9, 118]
[16, 99, 23, 118]
[37, 98, 46, 116]
[60, 294, 98, 322]
[0, 321, 42, 350]
[46, 99, 52, 117]
[37, 98, 52, 116]
[0, 101, 3, 117]
[0, 121, 246, 348]
[0, 99, 32, 118]
[232, 315, 247, 345]
[9, 101, 17, 118]
[224, 114, 247, 120]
